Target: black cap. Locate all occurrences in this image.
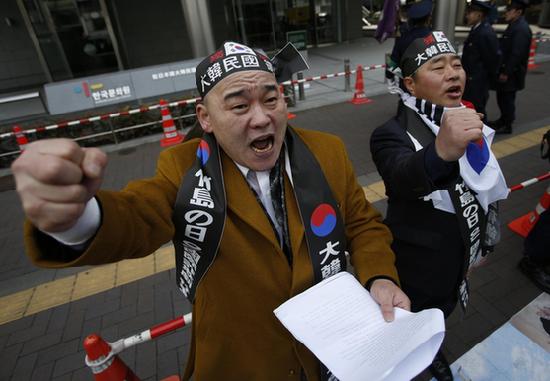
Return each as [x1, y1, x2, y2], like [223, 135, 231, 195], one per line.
[406, 0, 433, 19]
[508, 0, 529, 9]
[467, 0, 493, 12]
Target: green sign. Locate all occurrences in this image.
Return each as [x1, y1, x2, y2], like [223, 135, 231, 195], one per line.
[286, 30, 307, 50]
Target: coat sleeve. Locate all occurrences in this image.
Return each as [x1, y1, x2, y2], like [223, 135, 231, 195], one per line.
[329, 137, 400, 287]
[369, 120, 458, 201]
[24, 145, 193, 268]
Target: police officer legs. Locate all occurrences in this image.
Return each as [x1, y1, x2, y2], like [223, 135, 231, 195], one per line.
[496, 90, 516, 131]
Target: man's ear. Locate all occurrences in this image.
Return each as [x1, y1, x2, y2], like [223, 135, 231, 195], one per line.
[403, 76, 416, 96]
[196, 103, 213, 133]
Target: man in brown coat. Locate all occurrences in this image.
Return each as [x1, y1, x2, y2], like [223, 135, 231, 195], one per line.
[12, 42, 409, 381]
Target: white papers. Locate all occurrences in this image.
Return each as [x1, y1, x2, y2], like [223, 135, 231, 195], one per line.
[274, 272, 445, 381]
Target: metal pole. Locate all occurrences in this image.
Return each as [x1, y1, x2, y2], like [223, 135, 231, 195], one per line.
[344, 59, 351, 92]
[107, 119, 119, 145]
[433, 0, 458, 45]
[297, 72, 305, 101]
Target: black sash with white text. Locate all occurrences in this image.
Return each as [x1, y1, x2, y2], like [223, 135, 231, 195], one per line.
[448, 178, 487, 312]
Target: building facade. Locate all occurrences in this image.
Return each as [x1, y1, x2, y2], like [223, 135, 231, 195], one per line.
[0, 0, 362, 94]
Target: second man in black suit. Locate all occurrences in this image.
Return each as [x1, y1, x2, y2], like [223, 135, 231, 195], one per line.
[462, 0, 500, 120]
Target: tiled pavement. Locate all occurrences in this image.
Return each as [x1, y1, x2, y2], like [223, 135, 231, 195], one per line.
[0, 61, 549, 380]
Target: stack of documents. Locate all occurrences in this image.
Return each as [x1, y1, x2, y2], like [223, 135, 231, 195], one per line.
[274, 272, 445, 381]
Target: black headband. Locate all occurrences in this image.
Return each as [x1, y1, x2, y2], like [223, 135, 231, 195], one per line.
[400, 31, 457, 77]
[195, 41, 308, 98]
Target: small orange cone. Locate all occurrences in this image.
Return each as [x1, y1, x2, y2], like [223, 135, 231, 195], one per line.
[13, 125, 28, 151]
[84, 334, 140, 381]
[508, 185, 550, 237]
[349, 65, 372, 105]
[159, 99, 184, 147]
[527, 37, 539, 70]
[287, 112, 297, 119]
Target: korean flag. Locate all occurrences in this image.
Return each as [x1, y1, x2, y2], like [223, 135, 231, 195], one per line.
[224, 42, 256, 56]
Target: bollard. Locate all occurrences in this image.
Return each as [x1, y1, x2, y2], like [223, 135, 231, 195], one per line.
[344, 59, 351, 92]
[297, 72, 305, 101]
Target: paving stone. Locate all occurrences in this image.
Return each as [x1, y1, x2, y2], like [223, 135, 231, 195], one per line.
[136, 341, 157, 379]
[61, 308, 85, 342]
[11, 352, 37, 380]
[101, 303, 137, 329]
[468, 291, 509, 328]
[117, 346, 136, 374]
[51, 373, 73, 381]
[156, 349, 181, 381]
[117, 310, 155, 338]
[120, 282, 139, 307]
[47, 304, 70, 333]
[7, 310, 51, 346]
[103, 286, 122, 302]
[0, 342, 22, 380]
[137, 288, 154, 315]
[157, 330, 187, 354]
[30, 362, 55, 381]
[84, 296, 120, 320]
[36, 338, 80, 367]
[52, 350, 87, 378]
[454, 311, 495, 346]
[0, 314, 33, 336]
[81, 316, 101, 340]
[70, 366, 93, 381]
[20, 330, 63, 356]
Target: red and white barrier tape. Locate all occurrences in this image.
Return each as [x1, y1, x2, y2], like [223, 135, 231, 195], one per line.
[509, 172, 550, 192]
[110, 313, 192, 355]
[280, 64, 386, 86]
[0, 97, 201, 140]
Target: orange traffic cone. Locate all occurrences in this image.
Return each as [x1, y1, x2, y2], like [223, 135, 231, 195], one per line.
[527, 37, 539, 70]
[13, 125, 28, 151]
[287, 111, 297, 119]
[159, 99, 184, 147]
[84, 334, 140, 381]
[508, 185, 550, 237]
[349, 65, 372, 105]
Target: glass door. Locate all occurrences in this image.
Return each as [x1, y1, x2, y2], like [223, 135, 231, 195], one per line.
[18, 0, 121, 81]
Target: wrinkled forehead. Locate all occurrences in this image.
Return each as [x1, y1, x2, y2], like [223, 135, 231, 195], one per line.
[424, 53, 462, 66]
[205, 70, 278, 101]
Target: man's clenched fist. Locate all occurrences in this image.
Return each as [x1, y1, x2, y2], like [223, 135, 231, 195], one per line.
[11, 139, 107, 233]
[435, 107, 484, 162]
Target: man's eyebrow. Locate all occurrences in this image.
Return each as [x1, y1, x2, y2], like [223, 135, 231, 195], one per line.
[264, 84, 278, 92]
[223, 90, 245, 102]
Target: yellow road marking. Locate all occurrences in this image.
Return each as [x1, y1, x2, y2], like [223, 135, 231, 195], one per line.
[0, 126, 548, 325]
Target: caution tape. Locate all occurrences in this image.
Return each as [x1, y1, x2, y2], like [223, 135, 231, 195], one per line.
[509, 172, 550, 192]
[280, 64, 386, 86]
[0, 97, 201, 140]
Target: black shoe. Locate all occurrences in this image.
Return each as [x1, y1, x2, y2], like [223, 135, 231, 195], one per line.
[519, 257, 550, 294]
[494, 123, 512, 134]
[428, 351, 453, 381]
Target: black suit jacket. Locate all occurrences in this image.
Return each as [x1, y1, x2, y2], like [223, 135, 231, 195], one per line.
[370, 105, 465, 317]
[462, 21, 500, 110]
[496, 16, 532, 92]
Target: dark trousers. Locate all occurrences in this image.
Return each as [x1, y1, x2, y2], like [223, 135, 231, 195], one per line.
[496, 90, 517, 124]
[524, 209, 550, 266]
